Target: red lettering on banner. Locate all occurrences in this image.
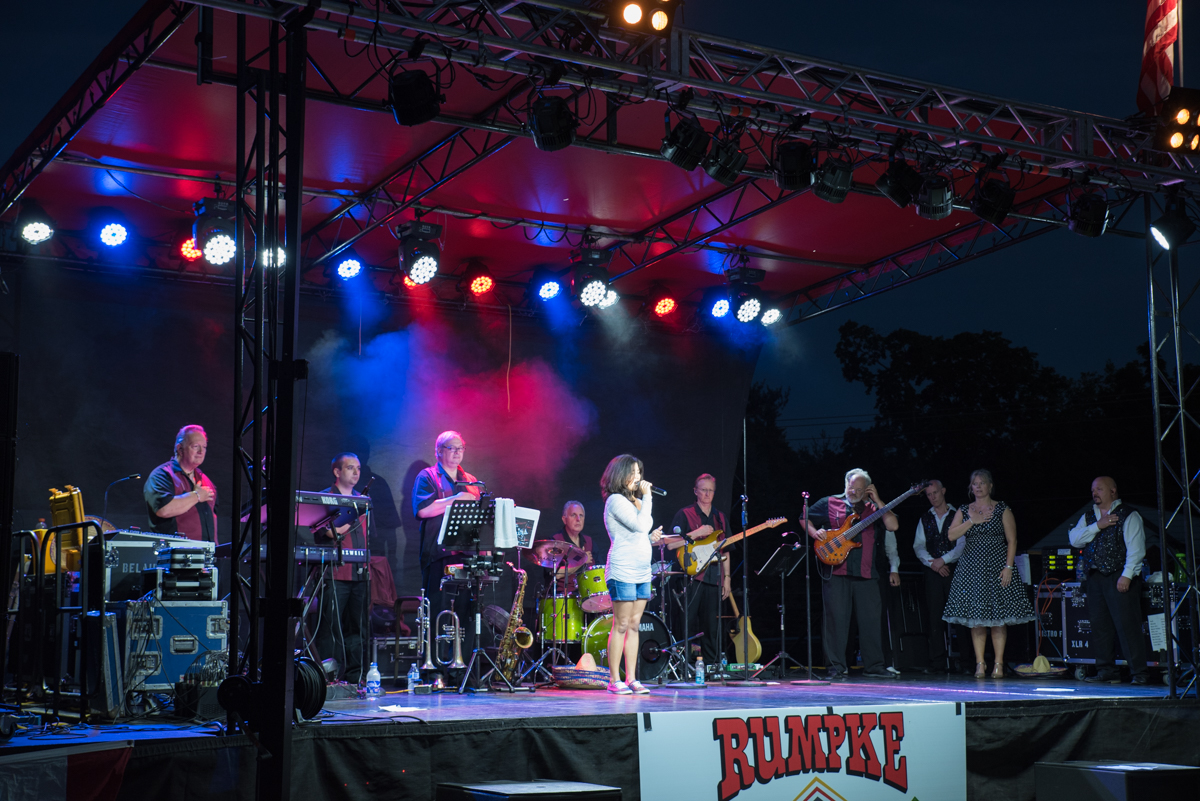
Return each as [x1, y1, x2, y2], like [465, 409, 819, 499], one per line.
[784, 714, 827, 774]
[821, 715, 846, 771]
[746, 716, 788, 783]
[879, 711, 908, 792]
[843, 713, 883, 781]
[713, 717, 754, 801]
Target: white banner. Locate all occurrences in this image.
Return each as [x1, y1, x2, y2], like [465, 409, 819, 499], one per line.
[637, 702, 965, 801]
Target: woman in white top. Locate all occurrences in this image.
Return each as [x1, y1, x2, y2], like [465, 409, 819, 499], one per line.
[601, 454, 663, 694]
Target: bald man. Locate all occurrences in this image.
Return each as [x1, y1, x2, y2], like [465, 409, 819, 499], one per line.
[1068, 477, 1149, 685]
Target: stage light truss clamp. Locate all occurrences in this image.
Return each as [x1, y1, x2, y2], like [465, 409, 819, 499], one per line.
[183, 0, 1197, 192]
[0, 0, 193, 218]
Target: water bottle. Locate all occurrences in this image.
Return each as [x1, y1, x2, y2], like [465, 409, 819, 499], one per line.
[407, 662, 420, 693]
[694, 656, 706, 686]
[720, 654, 729, 675]
[366, 662, 382, 697]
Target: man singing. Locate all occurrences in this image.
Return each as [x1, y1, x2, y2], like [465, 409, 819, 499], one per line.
[1068, 476, 1149, 685]
[666, 474, 732, 666]
[144, 425, 217, 543]
[806, 468, 900, 680]
[313, 452, 372, 684]
[913, 480, 964, 673]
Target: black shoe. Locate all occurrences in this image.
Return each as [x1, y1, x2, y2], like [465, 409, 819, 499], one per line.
[827, 670, 849, 682]
[862, 669, 898, 679]
[1084, 670, 1121, 684]
[1132, 674, 1151, 686]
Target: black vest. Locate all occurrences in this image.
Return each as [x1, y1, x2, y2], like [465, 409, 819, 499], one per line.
[921, 507, 955, 560]
[1079, 505, 1132, 577]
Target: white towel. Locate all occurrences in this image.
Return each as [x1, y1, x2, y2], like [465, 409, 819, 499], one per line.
[493, 497, 518, 548]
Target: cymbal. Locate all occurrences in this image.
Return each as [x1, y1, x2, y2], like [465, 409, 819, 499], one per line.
[524, 539, 587, 569]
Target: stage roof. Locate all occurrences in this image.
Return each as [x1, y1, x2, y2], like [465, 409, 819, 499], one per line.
[1, 0, 1194, 325]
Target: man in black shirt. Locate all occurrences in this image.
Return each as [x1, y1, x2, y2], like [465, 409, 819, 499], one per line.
[144, 425, 217, 543]
[665, 474, 731, 666]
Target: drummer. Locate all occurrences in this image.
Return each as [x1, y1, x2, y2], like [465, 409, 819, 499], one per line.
[550, 501, 593, 595]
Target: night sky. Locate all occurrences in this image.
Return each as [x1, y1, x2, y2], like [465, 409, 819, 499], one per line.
[1, 0, 1192, 470]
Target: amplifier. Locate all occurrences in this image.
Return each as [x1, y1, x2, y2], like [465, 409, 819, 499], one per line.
[1028, 549, 1079, 585]
[125, 599, 228, 692]
[1061, 581, 1190, 666]
[88, 532, 214, 606]
[142, 567, 219, 602]
[372, 635, 421, 685]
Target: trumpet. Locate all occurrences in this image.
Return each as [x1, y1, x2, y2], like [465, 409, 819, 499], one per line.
[418, 593, 436, 671]
[434, 609, 467, 670]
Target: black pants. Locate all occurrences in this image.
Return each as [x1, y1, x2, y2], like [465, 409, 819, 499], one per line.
[671, 577, 723, 664]
[923, 564, 958, 668]
[1084, 570, 1147, 675]
[823, 575, 884, 673]
[315, 578, 368, 682]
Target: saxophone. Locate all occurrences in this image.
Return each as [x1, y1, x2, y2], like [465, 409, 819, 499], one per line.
[496, 563, 533, 685]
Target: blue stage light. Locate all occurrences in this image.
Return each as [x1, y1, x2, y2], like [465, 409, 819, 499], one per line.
[710, 298, 730, 318]
[337, 257, 363, 279]
[537, 278, 562, 300]
[99, 222, 128, 247]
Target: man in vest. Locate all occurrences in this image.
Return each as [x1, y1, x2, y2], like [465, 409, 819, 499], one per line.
[666, 474, 732, 666]
[144, 424, 217, 543]
[807, 468, 900, 680]
[912, 480, 964, 673]
[313, 452, 372, 683]
[1068, 476, 1149, 685]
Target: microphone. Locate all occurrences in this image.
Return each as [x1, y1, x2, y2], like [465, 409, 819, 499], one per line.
[455, 480, 485, 487]
[673, 526, 682, 534]
[103, 473, 144, 525]
[649, 484, 667, 497]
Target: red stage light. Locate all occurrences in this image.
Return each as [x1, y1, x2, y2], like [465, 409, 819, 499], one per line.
[180, 237, 203, 261]
[402, 274, 418, 288]
[653, 297, 677, 316]
[469, 274, 494, 295]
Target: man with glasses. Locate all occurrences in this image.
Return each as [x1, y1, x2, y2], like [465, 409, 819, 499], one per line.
[665, 474, 732, 667]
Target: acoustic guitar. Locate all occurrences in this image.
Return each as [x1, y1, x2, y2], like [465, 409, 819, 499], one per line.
[675, 517, 787, 576]
[728, 593, 762, 665]
[813, 482, 929, 566]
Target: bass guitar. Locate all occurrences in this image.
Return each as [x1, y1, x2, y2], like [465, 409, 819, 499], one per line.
[728, 592, 762, 665]
[675, 517, 787, 576]
[813, 483, 929, 566]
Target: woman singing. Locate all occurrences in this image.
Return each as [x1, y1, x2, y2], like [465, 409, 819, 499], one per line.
[601, 454, 663, 694]
[941, 469, 1035, 678]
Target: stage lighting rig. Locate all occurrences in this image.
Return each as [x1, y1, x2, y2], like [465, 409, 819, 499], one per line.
[335, 254, 364, 280]
[1150, 194, 1195, 250]
[598, 289, 621, 309]
[1154, 87, 1200, 152]
[661, 116, 709, 172]
[916, 175, 954, 220]
[703, 138, 748, 187]
[460, 261, 495, 297]
[529, 268, 565, 301]
[875, 159, 922, 208]
[644, 285, 678, 318]
[17, 202, 54, 244]
[611, 0, 677, 35]
[772, 140, 815, 191]
[571, 248, 613, 307]
[760, 306, 782, 326]
[399, 220, 443, 284]
[731, 285, 762, 323]
[970, 171, 1015, 225]
[813, 154, 853, 203]
[179, 238, 203, 262]
[193, 197, 237, 266]
[701, 286, 731, 319]
[528, 96, 578, 153]
[389, 70, 443, 127]
[1067, 192, 1110, 238]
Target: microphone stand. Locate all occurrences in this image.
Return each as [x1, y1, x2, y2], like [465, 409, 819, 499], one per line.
[102, 473, 141, 524]
[791, 492, 829, 685]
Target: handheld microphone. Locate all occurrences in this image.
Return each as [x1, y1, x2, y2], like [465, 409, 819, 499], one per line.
[673, 526, 682, 534]
[649, 484, 667, 497]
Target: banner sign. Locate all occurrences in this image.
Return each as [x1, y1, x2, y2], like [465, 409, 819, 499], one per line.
[637, 702, 965, 801]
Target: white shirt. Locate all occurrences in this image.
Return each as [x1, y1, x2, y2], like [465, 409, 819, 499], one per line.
[1067, 499, 1145, 580]
[913, 505, 965, 568]
[884, 530, 900, 574]
[604, 492, 654, 583]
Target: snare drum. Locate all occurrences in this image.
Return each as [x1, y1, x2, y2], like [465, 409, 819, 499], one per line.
[539, 596, 583, 642]
[581, 612, 671, 681]
[576, 566, 611, 613]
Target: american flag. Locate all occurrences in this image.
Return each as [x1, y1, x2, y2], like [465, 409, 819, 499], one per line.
[1138, 0, 1179, 115]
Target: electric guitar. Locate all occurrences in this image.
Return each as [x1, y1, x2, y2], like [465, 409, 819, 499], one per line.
[675, 517, 787, 576]
[728, 592, 762, 665]
[814, 483, 929, 566]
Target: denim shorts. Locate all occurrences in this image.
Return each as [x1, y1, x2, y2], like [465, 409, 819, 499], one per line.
[607, 578, 652, 601]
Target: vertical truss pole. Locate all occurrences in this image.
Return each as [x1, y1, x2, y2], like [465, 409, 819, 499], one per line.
[228, 13, 246, 695]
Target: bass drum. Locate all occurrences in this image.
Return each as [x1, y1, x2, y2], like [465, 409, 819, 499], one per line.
[582, 612, 671, 681]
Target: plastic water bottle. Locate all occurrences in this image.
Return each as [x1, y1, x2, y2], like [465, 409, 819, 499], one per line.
[695, 656, 706, 686]
[407, 662, 420, 693]
[720, 654, 729, 675]
[366, 662, 382, 697]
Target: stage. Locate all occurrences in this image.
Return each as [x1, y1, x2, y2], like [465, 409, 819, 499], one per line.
[2, 672, 1195, 801]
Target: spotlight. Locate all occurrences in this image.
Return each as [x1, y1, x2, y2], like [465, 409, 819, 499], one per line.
[261, 247, 286, 269]
[1068, 192, 1110, 238]
[399, 220, 443, 284]
[703, 139, 748, 186]
[970, 174, 1015, 225]
[761, 307, 782, 326]
[99, 222, 128, 247]
[1155, 87, 1200, 152]
[700, 286, 732, 319]
[916, 175, 954, 220]
[772, 140, 815, 191]
[389, 71, 443, 126]
[530, 268, 564, 301]
[711, 298, 730, 318]
[813, 155, 853, 203]
[336, 256, 364, 279]
[611, 0, 676, 34]
[661, 117, 709, 172]
[622, 2, 642, 23]
[875, 160, 922, 208]
[571, 249, 613, 307]
[645, 286, 678, 318]
[732, 286, 761, 323]
[193, 197, 237, 266]
[528, 96, 577, 153]
[179, 238, 203, 262]
[1150, 197, 1195, 250]
[461, 262, 495, 297]
[650, 9, 669, 30]
[598, 289, 620, 309]
[402, 274, 418, 289]
[17, 202, 54, 244]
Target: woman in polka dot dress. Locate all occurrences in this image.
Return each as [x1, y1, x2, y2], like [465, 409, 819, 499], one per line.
[941, 469, 1035, 678]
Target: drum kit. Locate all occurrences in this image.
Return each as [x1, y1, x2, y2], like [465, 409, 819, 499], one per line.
[519, 538, 694, 683]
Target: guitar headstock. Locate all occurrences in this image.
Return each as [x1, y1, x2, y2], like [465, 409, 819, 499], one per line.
[912, 481, 931, 492]
[766, 517, 787, 528]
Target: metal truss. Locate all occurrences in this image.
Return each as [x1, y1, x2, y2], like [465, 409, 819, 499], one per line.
[1145, 193, 1200, 700]
[188, 0, 1199, 193]
[0, 0, 192, 218]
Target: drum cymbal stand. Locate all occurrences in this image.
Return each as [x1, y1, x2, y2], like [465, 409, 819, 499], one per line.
[520, 555, 571, 684]
[661, 629, 703, 685]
